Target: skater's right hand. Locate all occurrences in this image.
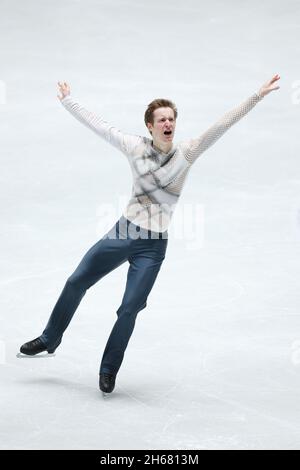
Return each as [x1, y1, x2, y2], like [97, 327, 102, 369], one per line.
[57, 81, 71, 101]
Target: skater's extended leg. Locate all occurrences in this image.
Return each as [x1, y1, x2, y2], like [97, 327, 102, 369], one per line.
[100, 237, 168, 376]
[40, 232, 131, 349]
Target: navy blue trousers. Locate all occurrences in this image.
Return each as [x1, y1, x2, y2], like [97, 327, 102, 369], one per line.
[40, 216, 168, 375]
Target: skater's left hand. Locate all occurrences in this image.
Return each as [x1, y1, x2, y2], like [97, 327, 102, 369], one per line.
[258, 74, 280, 97]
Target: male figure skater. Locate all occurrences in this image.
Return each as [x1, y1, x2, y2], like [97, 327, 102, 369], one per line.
[19, 75, 280, 393]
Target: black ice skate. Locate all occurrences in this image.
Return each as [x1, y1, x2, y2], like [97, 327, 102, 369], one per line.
[99, 373, 116, 394]
[17, 336, 59, 358]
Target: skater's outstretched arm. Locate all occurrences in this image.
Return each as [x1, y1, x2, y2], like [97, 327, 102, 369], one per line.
[184, 74, 281, 164]
[57, 81, 141, 157]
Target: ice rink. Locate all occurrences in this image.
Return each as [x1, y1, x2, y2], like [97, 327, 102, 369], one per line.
[1, 0, 300, 450]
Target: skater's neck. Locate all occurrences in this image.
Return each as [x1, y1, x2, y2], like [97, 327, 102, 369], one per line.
[151, 140, 173, 155]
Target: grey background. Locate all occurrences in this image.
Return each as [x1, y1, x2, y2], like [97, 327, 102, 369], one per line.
[1, 0, 300, 450]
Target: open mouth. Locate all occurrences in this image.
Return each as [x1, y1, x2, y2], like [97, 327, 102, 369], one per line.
[164, 130, 172, 135]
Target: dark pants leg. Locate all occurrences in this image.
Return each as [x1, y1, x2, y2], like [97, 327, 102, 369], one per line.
[40, 216, 168, 376]
[40, 226, 131, 349]
[100, 237, 168, 375]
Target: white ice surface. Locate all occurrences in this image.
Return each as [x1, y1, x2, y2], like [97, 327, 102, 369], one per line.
[1, 0, 300, 450]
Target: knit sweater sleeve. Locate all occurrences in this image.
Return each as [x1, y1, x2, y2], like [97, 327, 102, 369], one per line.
[60, 96, 141, 156]
[183, 92, 264, 164]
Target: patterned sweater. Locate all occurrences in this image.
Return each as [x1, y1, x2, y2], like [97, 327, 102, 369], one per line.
[61, 92, 264, 232]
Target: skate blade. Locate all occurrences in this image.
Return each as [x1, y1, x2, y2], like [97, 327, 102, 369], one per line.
[16, 352, 56, 359]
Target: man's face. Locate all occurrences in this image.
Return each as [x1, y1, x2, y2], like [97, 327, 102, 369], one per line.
[147, 107, 176, 143]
